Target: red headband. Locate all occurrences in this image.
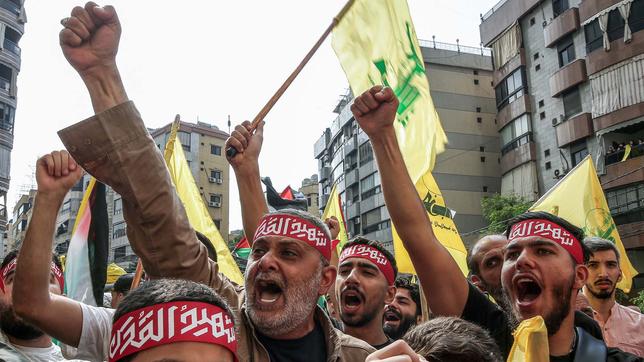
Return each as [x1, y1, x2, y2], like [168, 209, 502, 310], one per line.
[509, 219, 583, 264]
[109, 301, 237, 362]
[0, 258, 64, 293]
[253, 214, 332, 261]
[340, 244, 395, 285]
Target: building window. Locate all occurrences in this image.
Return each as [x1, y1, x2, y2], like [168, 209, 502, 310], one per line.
[477, 117, 482, 123]
[113, 222, 126, 239]
[630, 0, 644, 33]
[540, 112, 546, 120]
[557, 35, 575, 67]
[563, 88, 582, 119]
[480, 156, 486, 162]
[474, 79, 479, 85]
[606, 183, 644, 215]
[476, 107, 481, 113]
[533, 52, 539, 60]
[552, 0, 569, 18]
[545, 161, 552, 170]
[538, 100, 544, 108]
[363, 220, 390, 234]
[210, 169, 222, 179]
[495, 68, 526, 110]
[483, 186, 488, 192]
[584, 19, 603, 53]
[178, 131, 191, 152]
[473, 70, 479, 75]
[545, 149, 551, 157]
[535, 64, 541, 71]
[480, 146, 485, 152]
[114, 246, 127, 261]
[214, 219, 221, 229]
[530, 17, 536, 26]
[0, 102, 15, 133]
[571, 147, 589, 167]
[113, 198, 122, 215]
[607, 9, 625, 42]
[359, 142, 374, 165]
[210, 194, 222, 204]
[60, 199, 71, 214]
[210, 145, 222, 156]
[360, 172, 381, 199]
[500, 114, 532, 155]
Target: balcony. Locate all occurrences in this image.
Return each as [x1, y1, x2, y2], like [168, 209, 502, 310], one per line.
[319, 166, 331, 182]
[314, 130, 330, 159]
[346, 201, 360, 220]
[345, 168, 359, 186]
[343, 135, 357, 155]
[497, 93, 531, 130]
[480, 0, 541, 46]
[544, 8, 580, 48]
[501, 140, 536, 174]
[555, 112, 594, 147]
[3, 38, 19, 56]
[601, 156, 644, 189]
[550, 59, 587, 97]
[493, 49, 525, 86]
[579, 0, 623, 23]
[586, 32, 644, 75]
[0, 0, 19, 16]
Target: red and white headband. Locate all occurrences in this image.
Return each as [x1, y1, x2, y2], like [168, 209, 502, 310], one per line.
[253, 213, 332, 261]
[109, 301, 237, 362]
[509, 218, 583, 264]
[340, 244, 395, 285]
[0, 258, 65, 292]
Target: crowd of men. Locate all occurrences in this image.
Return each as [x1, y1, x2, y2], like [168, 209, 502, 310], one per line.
[0, 2, 641, 361]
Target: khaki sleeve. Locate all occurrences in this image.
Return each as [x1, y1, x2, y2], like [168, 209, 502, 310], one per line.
[57, 102, 239, 303]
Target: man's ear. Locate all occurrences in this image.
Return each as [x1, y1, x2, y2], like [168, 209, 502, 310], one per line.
[471, 274, 484, 291]
[319, 265, 337, 296]
[574, 265, 589, 290]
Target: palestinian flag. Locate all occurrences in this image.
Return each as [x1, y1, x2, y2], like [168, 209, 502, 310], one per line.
[262, 177, 308, 211]
[64, 178, 110, 306]
[232, 237, 251, 260]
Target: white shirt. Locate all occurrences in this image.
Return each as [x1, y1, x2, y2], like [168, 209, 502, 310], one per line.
[0, 331, 70, 362]
[62, 303, 114, 362]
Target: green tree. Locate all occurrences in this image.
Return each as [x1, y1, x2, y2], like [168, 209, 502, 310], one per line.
[631, 289, 644, 311]
[481, 194, 532, 233]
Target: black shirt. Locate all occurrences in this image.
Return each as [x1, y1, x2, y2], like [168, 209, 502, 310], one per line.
[256, 321, 327, 362]
[372, 337, 394, 350]
[461, 283, 641, 362]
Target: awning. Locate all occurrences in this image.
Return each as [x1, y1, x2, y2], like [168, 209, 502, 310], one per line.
[596, 115, 644, 136]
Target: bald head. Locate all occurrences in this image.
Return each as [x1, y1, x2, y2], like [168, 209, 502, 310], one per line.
[468, 235, 508, 306]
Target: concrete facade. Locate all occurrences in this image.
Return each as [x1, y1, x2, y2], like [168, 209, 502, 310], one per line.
[481, 0, 644, 292]
[299, 174, 320, 218]
[315, 42, 497, 252]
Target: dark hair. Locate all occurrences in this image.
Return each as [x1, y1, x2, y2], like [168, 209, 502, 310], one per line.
[113, 273, 134, 294]
[113, 279, 233, 323]
[403, 317, 503, 362]
[196, 231, 217, 261]
[583, 237, 620, 263]
[113, 279, 235, 362]
[341, 236, 398, 279]
[1, 249, 63, 272]
[505, 211, 590, 264]
[395, 274, 421, 316]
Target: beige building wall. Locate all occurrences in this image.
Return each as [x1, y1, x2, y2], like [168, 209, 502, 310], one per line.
[299, 174, 320, 218]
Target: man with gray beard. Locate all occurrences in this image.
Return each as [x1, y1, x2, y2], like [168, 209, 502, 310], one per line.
[56, 3, 373, 361]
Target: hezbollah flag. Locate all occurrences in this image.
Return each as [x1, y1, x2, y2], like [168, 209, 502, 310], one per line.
[164, 117, 244, 285]
[64, 178, 110, 306]
[393, 171, 469, 276]
[530, 156, 637, 292]
[332, 0, 447, 183]
[322, 183, 349, 253]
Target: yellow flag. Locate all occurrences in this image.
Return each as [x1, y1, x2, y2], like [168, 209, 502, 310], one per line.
[322, 183, 349, 253]
[106, 263, 127, 284]
[164, 119, 244, 285]
[530, 156, 637, 292]
[508, 316, 550, 362]
[332, 0, 447, 183]
[393, 170, 469, 276]
[621, 144, 632, 162]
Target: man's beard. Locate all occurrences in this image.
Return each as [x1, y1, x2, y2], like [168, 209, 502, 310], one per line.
[383, 310, 417, 340]
[504, 274, 574, 336]
[245, 263, 322, 338]
[480, 279, 513, 314]
[0, 303, 44, 340]
[587, 280, 615, 300]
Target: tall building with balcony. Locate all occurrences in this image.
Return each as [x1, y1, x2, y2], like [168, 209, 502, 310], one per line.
[315, 41, 498, 251]
[0, 0, 26, 231]
[481, 0, 644, 290]
[299, 174, 320, 218]
[6, 188, 34, 251]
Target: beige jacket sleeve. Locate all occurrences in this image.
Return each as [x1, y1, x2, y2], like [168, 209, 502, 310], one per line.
[58, 102, 241, 305]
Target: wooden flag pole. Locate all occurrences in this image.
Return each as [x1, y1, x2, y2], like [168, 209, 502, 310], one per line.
[131, 259, 144, 289]
[226, 0, 355, 158]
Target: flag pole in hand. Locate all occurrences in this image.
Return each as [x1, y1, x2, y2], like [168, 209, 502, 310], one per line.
[226, 0, 355, 158]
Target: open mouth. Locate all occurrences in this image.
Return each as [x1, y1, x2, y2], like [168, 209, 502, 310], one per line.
[255, 279, 283, 305]
[514, 276, 542, 304]
[383, 309, 401, 323]
[341, 289, 364, 313]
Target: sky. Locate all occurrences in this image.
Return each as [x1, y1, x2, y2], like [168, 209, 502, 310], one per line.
[11, 0, 500, 230]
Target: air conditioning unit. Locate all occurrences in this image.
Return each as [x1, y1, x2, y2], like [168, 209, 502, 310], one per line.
[208, 177, 216, 183]
[215, 178, 223, 184]
[208, 201, 221, 208]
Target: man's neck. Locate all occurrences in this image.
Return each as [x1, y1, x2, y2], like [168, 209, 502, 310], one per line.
[548, 311, 576, 357]
[344, 315, 389, 347]
[584, 289, 615, 323]
[7, 334, 52, 349]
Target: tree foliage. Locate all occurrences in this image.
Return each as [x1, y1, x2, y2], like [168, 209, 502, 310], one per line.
[481, 194, 532, 233]
[631, 289, 644, 311]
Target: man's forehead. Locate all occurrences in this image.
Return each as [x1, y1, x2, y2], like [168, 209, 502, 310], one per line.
[589, 249, 618, 262]
[473, 236, 508, 256]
